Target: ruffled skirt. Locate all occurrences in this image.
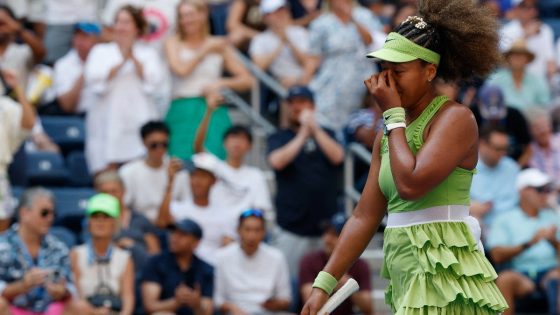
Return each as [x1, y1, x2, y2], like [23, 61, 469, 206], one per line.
[382, 221, 508, 314]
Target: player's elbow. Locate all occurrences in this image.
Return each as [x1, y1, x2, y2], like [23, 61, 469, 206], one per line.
[395, 183, 427, 201]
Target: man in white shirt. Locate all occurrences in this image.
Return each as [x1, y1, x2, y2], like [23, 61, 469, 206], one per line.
[249, 0, 313, 88]
[119, 121, 190, 223]
[158, 152, 241, 266]
[214, 209, 292, 315]
[51, 22, 100, 115]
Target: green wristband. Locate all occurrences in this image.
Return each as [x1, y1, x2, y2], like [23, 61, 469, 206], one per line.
[312, 271, 338, 295]
[383, 107, 406, 125]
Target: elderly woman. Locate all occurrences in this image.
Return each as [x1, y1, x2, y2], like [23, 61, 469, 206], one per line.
[70, 194, 135, 315]
[165, 0, 253, 160]
[85, 5, 165, 175]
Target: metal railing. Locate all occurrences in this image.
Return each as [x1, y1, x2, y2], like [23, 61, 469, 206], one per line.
[344, 142, 372, 214]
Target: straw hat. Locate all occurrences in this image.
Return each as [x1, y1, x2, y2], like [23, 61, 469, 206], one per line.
[504, 39, 535, 62]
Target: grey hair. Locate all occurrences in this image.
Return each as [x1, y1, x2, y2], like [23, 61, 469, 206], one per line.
[525, 108, 552, 127]
[19, 187, 55, 210]
[94, 170, 124, 189]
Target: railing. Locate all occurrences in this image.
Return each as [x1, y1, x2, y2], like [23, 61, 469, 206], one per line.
[344, 142, 372, 214]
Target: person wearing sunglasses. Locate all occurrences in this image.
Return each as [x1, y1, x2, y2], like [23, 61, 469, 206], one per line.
[0, 187, 84, 315]
[487, 168, 560, 315]
[470, 124, 520, 240]
[119, 121, 190, 224]
[214, 209, 291, 315]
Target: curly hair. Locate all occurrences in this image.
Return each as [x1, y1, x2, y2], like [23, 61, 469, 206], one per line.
[393, 0, 501, 82]
[117, 5, 148, 36]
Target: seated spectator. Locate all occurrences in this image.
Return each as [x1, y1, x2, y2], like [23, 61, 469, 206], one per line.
[0, 70, 35, 231]
[84, 5, 165, 176]
[0, 188, 80, 315]
[500, 0, 556, 79]
[159, 153, 241, 266]
[214, 209, 291, 315]
[527, 109, 560, 190]
[43, 0, 100, 64]
[141, 219, 213, 315]
[49, 22, 100, 115]
[287, 0, 322, 27]
[249, 0, 313, 88]
[70, 193, 135, 315]
[470, 85, 531, 165]
[226, 0, 267, 50]
[308, 0, 380, 131]
[194, 105, 272, 215]
[299, 213, 373, 315]
[119, 121, 190, 223]
[470, 124, 519, 238]
[165, 0, 253, 160]
[487, 39, 551, 112]
[0, 5, 45, 89]
[488, 169, 560, 315]
[94, 170, 160, 272]
[267, 86, 344, 276]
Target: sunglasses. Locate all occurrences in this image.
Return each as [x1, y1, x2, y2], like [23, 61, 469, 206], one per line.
[535, 186, 553, 194]
[40, 208, 55, 218]
[147, 141, 168, 150]
[240, 209, 264, 219]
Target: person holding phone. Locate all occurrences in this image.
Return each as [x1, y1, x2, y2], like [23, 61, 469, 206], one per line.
[302, 0, 508, 314]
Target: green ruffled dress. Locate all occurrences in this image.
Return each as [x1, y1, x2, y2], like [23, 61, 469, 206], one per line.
[378, 96, 508, 314]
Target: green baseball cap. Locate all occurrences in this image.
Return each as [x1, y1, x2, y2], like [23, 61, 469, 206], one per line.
[86, 193, 120, 218]
[367, 32, 441, 65]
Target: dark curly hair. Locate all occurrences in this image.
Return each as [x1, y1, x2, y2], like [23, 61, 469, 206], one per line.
[117, 5, 148, 36]
[393, 0, 501, 82]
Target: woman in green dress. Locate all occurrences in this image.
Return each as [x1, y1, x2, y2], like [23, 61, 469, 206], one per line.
[302, 0, 508, 314]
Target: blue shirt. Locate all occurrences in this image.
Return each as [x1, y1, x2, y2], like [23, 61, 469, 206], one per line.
[0, 225, 74, 312]
[142, 252, 213, 315]
[486, 68, 551, 111]
[487, 208, 560, 274]
[471, 157, 520, 229]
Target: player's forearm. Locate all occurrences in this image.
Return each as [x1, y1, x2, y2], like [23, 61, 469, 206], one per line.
[387, 128, 426, 199]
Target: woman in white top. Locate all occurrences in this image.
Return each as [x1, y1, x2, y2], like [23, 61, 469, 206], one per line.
[164, 0, 253, 160]
[85, 5, 165, 175]
[70, 193, 135, 315]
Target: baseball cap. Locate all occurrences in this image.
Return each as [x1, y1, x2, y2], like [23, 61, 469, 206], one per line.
[74, 22, 101, 36]
[287, 85, 314, 102]
[516, 168, 552, 191]
[478, 85, 507, 120]
[183, 152, 219, 175]
[324, 212, 347, 235]
[169, 218, 203, 239]
[260, 0, 286, 14]
[86, 193, 120, 218]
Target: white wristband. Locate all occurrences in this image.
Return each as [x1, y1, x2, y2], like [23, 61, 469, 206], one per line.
[385, 122, 406, 131]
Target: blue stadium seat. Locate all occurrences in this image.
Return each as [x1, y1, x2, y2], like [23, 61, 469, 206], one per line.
[49, 226, 78, 248]
[66, 151, 92, 187]
[543, 18, 560, 41]
[41, 116, 86, 155]
[26, 152, 70, 186]
[51, 187, 95, 236]
[539, 0, 560, 18]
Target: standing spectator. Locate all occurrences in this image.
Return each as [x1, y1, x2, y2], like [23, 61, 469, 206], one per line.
[0, 5, 45, 89]
[249, 0, 314, 88]
[487, 39, 551, 112]
[141, 219, 214, 315]
[159, 153, 242, 266]
[226, 0, 267, 50]
[119, 121, 190, 223]
[470, 124, 520, 238]
[43, 0, 100, 64]
[500, 0, 556, 79]
[267, 86, 344, 275]
[70, 193, 135, 315]
[165, 0, 253, 160]
[94, 171, 161, 271]
[50, 22, 100, 115]
[299, 213, 373, 315]
[214, 209, 292, 315]
[85, 5, 165, 175]
[0, 188, 81, 314]
[194, 105, 272, 215]
[527, 108, 560, 190]
[488, 169, 560, 315]
[470, 85, 532, 165]
[0, 70, 35, 231]
[101, 0, 180, 53]
[307, 0, 380, 131]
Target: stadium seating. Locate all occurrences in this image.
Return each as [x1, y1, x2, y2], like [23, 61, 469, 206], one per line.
[26, 151, 70, 186]
[66, 151, 92, 187]
[41, 116, 86, 156]
[543, 18, 560, 41]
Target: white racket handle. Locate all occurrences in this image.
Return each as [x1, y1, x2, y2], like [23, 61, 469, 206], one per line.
[317, 278, 360, 315]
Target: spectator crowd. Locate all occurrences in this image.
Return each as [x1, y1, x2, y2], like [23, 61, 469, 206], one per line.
[0, 0, 560, 314]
